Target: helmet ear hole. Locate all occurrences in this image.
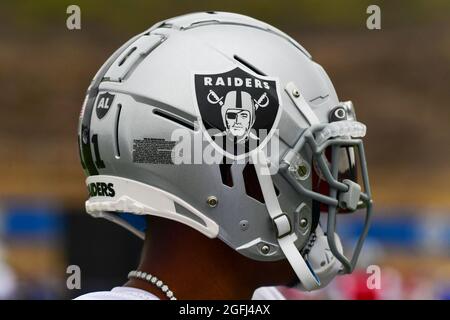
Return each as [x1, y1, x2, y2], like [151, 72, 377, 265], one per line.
[243, 163, 265, 203]
[242, 163, 280, 204]
[219, 163, 234, 187]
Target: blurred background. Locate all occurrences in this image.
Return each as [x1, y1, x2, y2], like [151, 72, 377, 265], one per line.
[0, 0, 449, 299]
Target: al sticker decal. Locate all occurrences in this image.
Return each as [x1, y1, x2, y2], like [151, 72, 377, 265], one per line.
[193, 67, 282, 158]
[96, 92, 115, 119]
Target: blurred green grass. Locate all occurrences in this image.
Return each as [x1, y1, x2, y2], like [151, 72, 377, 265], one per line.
[1, 0, 450, 34]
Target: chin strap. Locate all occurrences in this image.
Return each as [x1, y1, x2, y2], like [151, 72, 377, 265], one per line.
[252, 151, 321, 291]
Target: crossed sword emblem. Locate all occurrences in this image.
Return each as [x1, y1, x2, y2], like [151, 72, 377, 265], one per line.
[207, 90, 270, 109]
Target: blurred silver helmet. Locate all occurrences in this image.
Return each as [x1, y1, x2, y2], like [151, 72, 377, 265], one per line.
[78, 12, 373, 291]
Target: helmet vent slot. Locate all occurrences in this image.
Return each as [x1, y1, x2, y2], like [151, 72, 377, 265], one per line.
[219, 163, 233, 187]
[233, 55, 266, 76]
[153, 109, 194, 131]
[118, 46, 137, 67]
[114, 104, 122, 158]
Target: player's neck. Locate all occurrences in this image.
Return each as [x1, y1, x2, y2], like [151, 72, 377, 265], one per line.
[124, 224, 255, 299]
[124, 217, 294, 299]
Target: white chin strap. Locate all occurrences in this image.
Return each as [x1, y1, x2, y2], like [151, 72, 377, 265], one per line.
[252, 150, 321, 291]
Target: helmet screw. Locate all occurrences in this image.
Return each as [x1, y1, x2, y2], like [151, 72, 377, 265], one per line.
[261, 245, 270, 255]
[292, 89, 300, 98]
[297, 164, 308, 178]
[239, 220, 249, 231]
[207, 196, 218, 208]
[299, 218, 308, 228]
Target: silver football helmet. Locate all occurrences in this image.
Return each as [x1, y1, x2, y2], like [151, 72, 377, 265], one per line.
[78, 12, 373, 291]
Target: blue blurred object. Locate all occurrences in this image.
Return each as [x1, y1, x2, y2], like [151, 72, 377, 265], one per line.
[337, 208, 450, 252]
[1, 199, 64, 241]
[346, 217, 421, 246]
[116, 212, 147, 233]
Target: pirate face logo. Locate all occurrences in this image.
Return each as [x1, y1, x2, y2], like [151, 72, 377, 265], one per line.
[194, 67, 281, 158]
[226, 108, 251, 137]
[221, 91, 257, 142]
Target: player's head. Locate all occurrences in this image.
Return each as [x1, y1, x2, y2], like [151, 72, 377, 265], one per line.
[78, 12, 373, 293]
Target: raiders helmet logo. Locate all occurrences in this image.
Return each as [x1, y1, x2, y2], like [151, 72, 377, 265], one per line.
[96, 92, 115, 119]
[193, 67, 282, 158]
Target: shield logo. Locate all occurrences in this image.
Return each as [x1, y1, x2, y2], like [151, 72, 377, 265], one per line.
[96, 92, 115, 119]
[193, 67, 282, 159]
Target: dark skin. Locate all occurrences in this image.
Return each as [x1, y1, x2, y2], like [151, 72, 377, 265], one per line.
[124, 216, 296, 300]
